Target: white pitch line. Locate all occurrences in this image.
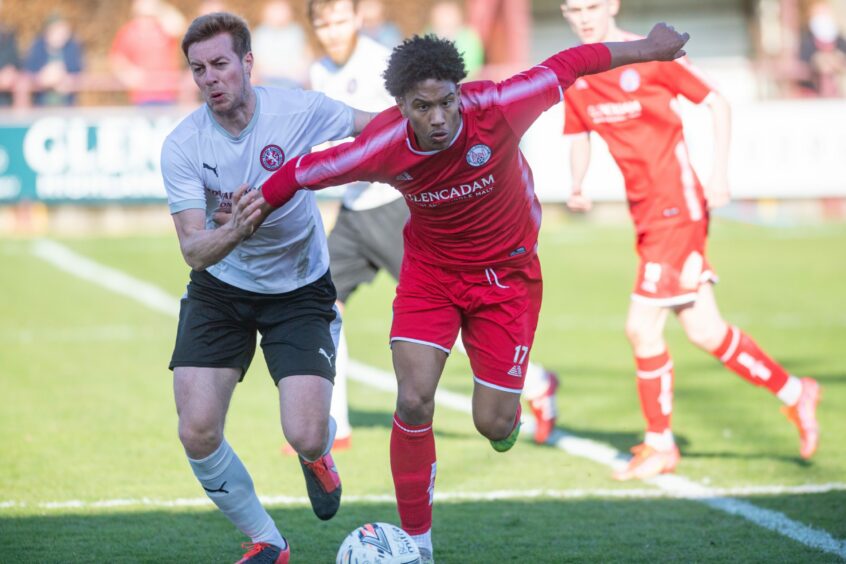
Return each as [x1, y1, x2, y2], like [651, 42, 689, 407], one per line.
[31, 239, 846, 560]
[31, 239, 180, 317]
[4, 483, 846, 511]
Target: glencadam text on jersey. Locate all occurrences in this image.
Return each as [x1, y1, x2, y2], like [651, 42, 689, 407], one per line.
[405, 174, 495, 206]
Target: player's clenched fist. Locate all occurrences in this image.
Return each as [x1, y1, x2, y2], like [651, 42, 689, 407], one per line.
[645, 23, 690, 61]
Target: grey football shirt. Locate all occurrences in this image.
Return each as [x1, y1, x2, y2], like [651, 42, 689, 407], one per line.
[161, 86, 353, 293]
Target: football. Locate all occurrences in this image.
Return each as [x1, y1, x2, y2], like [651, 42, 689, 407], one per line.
[336, 522, 422, 564]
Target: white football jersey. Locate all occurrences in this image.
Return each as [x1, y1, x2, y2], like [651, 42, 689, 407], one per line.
[310, 34, 401, 210]
[161, 86, 353, 294]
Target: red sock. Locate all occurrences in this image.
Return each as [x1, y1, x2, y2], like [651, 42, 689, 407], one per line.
[390, 413, 436, 535]
[711, 326, 789, 394]
[635, 351, 674, 434]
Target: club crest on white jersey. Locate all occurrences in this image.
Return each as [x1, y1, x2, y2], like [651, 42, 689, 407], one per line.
[466, 143, 492, 167]
[260, 144, 285, 171]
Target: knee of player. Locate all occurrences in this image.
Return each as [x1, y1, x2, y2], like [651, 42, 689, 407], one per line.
[284, 425, 328, 460]
[395, 390, 435, 424]
[473, 410, 514, 441]
[625, 320, 659, 348]
[684, 319, 727, 351]
[178, 420, 224, 458]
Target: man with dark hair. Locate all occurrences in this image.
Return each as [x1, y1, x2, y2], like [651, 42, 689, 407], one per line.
[254, 25, 690, 561]
[300, 0, 561, 455]
[160, 11, 373, 564]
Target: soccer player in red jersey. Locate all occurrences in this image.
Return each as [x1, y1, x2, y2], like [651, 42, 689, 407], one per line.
[255, 25, 689, 560]
[560, 0, 821, 481]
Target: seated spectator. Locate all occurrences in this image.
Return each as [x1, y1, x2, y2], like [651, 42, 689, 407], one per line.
[109, 0, 186, 105]
[428, 0, 484, 77]
[358, 0, 402, 48]
[799, 0, 846, 97]
[0, 0, 20, 107]
[24, 13, 83, 106]
[252, 0, 311, 88]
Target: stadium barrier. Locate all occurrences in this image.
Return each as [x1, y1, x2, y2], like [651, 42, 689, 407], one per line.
[0, 99, 844, 234]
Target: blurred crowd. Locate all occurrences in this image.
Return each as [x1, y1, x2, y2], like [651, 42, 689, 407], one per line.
[0, 0, 844, 109]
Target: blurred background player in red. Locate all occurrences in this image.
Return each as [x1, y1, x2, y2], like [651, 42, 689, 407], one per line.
[560, 0, 821, 481]
[258, 24, 692, 561]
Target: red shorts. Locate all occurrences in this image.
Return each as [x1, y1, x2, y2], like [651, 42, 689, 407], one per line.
[631, 219, 718, 307]
[390, 254, 543, 393]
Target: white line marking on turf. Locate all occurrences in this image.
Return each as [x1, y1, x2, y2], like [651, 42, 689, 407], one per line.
[31, 240, 846, 559]
[3, 483, 846, 511]
[31, 239, 180, 317]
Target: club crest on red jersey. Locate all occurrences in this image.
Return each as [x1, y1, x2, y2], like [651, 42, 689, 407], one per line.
[260, 144, 285, 171]
[620, 68, 641, 93]
[466, 143, 492, 167]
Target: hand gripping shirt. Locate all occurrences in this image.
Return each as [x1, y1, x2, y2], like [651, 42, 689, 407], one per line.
[264, 43, 612, 269]
[309, 34, 400, 210]
[563, 33, 715, 233]
[161, 86, 353, 293]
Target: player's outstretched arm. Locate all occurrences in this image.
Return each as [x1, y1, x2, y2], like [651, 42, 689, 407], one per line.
[173, 184, 264, 270]
[604, 23, 690, 68]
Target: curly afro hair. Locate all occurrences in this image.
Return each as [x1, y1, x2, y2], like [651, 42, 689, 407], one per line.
[383, 34, 468, 98]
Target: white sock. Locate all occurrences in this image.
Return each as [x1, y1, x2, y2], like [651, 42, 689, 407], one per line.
[330, 328, 352, 438]
[189, 439, 285, 548]
[411, 529, 432, 554]
[522, 362, 550, 400]
[644, 430, 675, 451]
[777, 375, 802, 406]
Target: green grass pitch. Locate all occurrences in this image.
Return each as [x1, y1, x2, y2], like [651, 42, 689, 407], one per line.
[1, 217, 844, 562]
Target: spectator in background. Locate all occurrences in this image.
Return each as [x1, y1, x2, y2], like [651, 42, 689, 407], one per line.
[799, 0, 846, 97]
[428, 0, 484, 77]
[358, 0, 402, 48]
[197, 0, 228, 16]
[109, 0, 186, 105]
[0, 0, 20, 107]
[24, 13, 83, 106]
[252, 0, 311, 88]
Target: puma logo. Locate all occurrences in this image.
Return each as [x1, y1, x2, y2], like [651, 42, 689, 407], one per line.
[318, 347, 334, 367]
[203, 162, 219, 177]
[203, 481, 229, 494]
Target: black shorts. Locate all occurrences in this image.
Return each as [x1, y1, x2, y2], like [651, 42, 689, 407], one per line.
[327, 197, 408, 302]
[169, 269, 339, 384]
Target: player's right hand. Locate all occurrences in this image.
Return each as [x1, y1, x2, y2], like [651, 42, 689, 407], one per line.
[645, 23, 690, 61]
[567, 193, 593, 213]
[229, 184, 264, 238]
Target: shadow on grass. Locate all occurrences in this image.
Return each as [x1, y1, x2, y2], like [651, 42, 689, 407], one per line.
[0, 495, 839, 563]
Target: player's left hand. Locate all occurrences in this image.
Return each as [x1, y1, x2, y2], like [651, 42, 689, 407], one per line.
[705, 175, 731, 209]
[645, 23, 690, 61]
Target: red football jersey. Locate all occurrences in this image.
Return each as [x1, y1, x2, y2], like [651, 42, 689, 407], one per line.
[263, 44, 612, 269]
[563, 35, 714, 233]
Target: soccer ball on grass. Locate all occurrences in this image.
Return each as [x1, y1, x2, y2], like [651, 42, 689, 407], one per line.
[336, 522, 421, 564]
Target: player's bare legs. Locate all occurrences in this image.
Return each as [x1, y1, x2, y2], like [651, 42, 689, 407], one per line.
[390, 341, 447, 559]
[281, 303, 351, 456]
[454, 336, 558, 444]
[278, 375, 334, 460]
[677, 284, 820, 459]
[472, 382, 523, 452]
[278, 374, 342, 521]
[175, 367, 288, 550]
[615, 301, 680, 481]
